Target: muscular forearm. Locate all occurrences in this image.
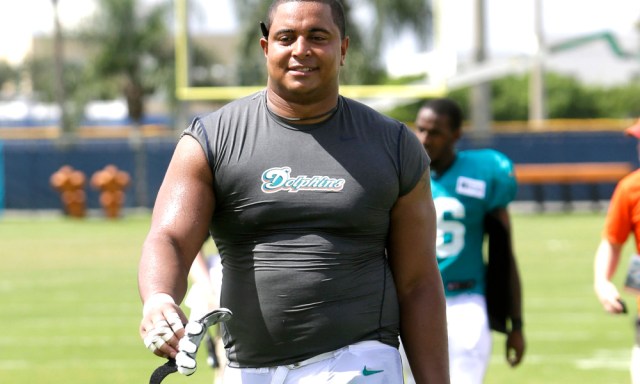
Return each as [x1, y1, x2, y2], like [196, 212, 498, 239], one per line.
[400, 278, 449, 383]
[138, 135, 216, 305]
[388, 172, 448, 381]
[139, 235, 193, 304]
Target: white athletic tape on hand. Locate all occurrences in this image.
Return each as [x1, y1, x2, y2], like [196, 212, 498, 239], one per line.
[144, 333, 166, 353]
[148, 309, 232, 382]
[153, 320, 169, 329]
[159, 331, 174, 343]
[143, 293, 176, 317]
[151, 324, 174, 341]
[152, 337, 167, 351]
[144, 334, 158, 351]
[144, 321, 175, 353]
[166, 312, 184, 331]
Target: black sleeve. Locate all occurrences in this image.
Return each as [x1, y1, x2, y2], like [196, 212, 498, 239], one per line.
[484, 212, 512, 334]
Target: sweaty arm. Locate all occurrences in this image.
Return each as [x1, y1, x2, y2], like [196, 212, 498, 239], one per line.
[138, 135, 215, 359]
[490, 208, 525, 367]
[594, 239, 626, 314]
[388, 170, 449, 383]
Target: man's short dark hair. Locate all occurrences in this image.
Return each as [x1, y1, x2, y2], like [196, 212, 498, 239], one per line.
[266, 0, 346, 39]
[422, 98, 463, 131]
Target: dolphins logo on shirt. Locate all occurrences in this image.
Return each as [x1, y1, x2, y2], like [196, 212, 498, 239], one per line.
[261, 166, 345, 193]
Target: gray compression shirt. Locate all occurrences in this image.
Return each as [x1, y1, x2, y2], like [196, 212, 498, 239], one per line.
[182, 90, 429, 367]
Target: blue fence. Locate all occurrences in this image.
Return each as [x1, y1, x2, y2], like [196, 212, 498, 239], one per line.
[3, 138, 176, 210]
[0, 130, 637, 211]
[457, 130, 637, 203]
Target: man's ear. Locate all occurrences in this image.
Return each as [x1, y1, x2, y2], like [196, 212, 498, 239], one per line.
[452, 128, 462, 141]
[260, 38, 268, 57]
[340, 36, 349, 66]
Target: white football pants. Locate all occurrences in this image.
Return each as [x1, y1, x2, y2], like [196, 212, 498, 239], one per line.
[632, 345, 640, 384]
[222, 340, 403, 384]
[401, 293, 491, 384]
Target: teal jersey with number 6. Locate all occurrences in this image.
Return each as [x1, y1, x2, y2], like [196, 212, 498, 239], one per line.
[430, 149, 517, 297]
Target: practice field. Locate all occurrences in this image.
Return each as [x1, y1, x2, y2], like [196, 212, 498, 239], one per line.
[0, 212, 637, 383]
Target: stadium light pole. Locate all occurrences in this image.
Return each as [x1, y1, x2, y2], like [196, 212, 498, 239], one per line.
[174, 0, 192, 134]
[471, 0, 491, 138]
[52, 0, 70, 138]
[529, 0, 546, 127]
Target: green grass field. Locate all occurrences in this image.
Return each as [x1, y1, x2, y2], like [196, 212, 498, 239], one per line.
[0, 211, 637, 383]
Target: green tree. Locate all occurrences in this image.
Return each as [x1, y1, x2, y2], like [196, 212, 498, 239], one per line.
[76, 0, 175, 208]
[80, 0, 174, 123]
[464, 73, 602, 121]
[24, 57, 95, 131]
[596, 82, 640, 118]
[25, 58, 99, 102]
[0, 61, 19, 95]
[232, 0, 431, 86]
[78, 0, 222, 120]
[384, 72, 640, 123]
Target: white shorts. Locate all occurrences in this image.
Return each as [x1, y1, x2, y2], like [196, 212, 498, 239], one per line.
[446, 293, 492, 384]
[222, 340, 403, 384]
[632, 345, 640, 384]
[400, 293, 491, 384]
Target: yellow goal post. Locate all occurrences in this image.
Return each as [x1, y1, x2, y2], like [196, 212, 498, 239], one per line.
[174, 0, 448, 101]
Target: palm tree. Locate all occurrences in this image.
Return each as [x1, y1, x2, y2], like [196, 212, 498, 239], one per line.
[77, 0, 224, 207]
[82, 0, 174, 124]
[232, 0, 432, 86]
[81, 0, 223, 120]
[0, 61, 19, 96]
[79, 0, 174, 208]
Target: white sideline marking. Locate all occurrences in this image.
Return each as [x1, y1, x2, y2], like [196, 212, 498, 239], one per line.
[0, 360, 30, 369]
[491, 349, 631, 371]
[575, 349, 632, 370]
[576, 359, 629, 370]
[0, 359, 152, 370]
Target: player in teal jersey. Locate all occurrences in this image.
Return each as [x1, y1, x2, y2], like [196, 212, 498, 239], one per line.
[403, 98, 526, 384]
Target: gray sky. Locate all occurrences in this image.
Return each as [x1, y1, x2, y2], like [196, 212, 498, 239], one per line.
[1, 0, 639, 67]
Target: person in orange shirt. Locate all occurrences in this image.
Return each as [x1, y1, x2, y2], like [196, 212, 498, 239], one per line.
[594, 118, 640, 384]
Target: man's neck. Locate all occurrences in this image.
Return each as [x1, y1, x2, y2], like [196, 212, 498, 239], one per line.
[431, 153, 457, 176]
[266, 88, 339, 124]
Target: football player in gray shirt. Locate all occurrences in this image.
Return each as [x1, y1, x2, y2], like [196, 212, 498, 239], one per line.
[138, 0, 449, 383]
